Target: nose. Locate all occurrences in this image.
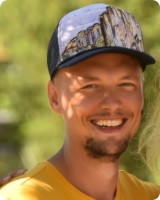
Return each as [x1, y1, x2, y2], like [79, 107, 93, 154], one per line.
[100, 89, 122, 112]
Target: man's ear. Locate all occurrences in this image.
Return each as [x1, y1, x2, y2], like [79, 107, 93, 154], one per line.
[47, 81, 62, 114]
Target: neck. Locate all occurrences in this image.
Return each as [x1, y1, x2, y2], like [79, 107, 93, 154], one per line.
[48, 143, 120, 200]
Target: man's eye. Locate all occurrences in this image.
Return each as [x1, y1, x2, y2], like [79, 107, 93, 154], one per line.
[84, 84, 96, 88]
[121, 83, 133, 86]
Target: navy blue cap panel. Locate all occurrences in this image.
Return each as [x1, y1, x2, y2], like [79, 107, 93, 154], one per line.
[47, 24, 61, 78]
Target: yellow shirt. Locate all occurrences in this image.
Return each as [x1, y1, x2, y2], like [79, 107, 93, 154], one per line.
[0, 160, 160, 200]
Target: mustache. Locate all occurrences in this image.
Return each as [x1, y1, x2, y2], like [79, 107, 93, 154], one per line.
[87, 111, 131, 119]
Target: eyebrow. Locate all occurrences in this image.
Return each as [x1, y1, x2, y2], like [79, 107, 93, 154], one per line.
[81, 76, 100, 81]
[82, 75, 139, 81]
[119, 75, 139, 81]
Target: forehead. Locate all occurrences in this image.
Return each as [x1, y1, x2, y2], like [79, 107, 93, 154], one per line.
[55, 53, 142, 82]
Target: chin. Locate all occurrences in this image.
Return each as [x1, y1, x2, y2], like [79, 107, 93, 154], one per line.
[83, 136, 130, 163]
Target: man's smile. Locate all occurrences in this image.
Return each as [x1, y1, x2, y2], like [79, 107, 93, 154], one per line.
[92, 119, 123, 127]
[90, 118, 127, 132]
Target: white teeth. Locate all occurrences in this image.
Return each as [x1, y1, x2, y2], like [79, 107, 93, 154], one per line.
[100, 121, 103, 126]
[108, 120, 112, 126]
[93, 119, 123, 127]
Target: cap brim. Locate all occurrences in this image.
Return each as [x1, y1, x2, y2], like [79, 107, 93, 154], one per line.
[57, 47, 155, 72]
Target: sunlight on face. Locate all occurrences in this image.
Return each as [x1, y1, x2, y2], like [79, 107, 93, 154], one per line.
[53, 53, 143, 161]
[59, 73, 89, 118]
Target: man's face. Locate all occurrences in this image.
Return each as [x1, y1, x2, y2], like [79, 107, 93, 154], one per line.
[50, 53, 143, 163]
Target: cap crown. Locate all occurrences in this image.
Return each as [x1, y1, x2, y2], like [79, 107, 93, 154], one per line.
[58, 4, 144, 62]
[47, 3, 155, 78]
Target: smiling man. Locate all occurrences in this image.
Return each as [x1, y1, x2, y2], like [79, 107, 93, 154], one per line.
[49, 53, 143, 165]
[0, 3, 160, 200]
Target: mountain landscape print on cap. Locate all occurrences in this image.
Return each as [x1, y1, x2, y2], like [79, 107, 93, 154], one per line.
[58, 4, 144, 62]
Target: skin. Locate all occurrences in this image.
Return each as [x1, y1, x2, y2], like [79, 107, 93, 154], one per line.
[47, 53, 144, 200]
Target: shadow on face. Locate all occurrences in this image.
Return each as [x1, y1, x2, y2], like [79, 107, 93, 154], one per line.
[52, 53, 143, 117]
[47, 53, 144, 162]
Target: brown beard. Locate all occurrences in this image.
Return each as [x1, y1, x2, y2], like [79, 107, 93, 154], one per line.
[83, 136, 129, 163]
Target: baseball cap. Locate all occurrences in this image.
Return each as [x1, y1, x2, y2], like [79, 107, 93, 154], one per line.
[47, 3, 156, 78]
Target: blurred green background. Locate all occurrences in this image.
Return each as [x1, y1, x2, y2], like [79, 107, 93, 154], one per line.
[0, 0, 160, 183]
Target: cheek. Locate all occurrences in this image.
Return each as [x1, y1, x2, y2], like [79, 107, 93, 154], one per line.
[61, 91, 98, 120]
[71, 92, 100, 115]
[60, 92, 96, 138]
[130, 92, 143, 111]
[119, 91, 143, 139]
[118, 90, 143, 132]
[60, 92, 75, 120]
[125, 91, 143, 128]
[120, 89, 143, 109]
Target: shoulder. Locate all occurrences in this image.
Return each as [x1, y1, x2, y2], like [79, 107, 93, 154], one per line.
[0, 186, 44, 200]
[0, 161, 50, 200]
[119, 170, 160, 199]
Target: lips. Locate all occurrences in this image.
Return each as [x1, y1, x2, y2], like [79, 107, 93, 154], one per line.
[91, 119, 126, 128]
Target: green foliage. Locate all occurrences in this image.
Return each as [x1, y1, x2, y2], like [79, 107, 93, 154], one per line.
[0, 0, 160, 183]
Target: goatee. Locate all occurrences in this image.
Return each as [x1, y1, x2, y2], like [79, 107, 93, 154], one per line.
[83, 136, 129, 163]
